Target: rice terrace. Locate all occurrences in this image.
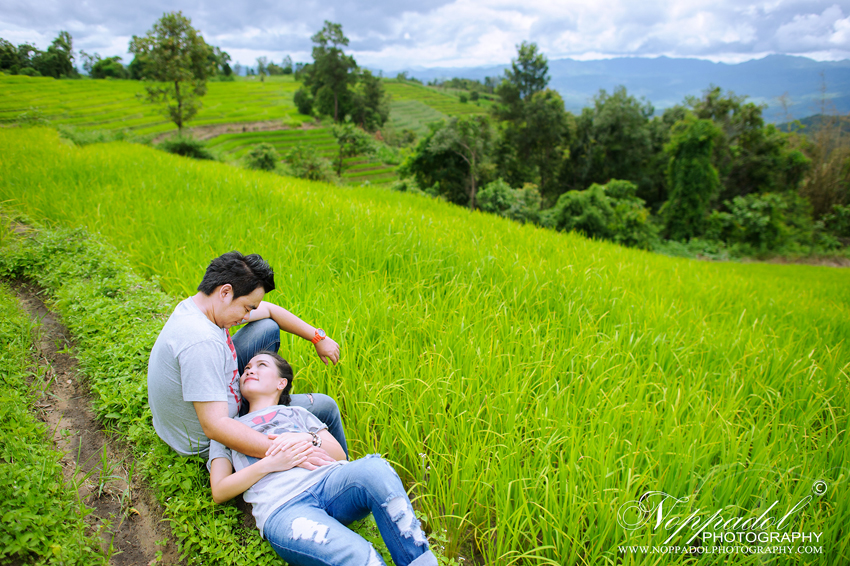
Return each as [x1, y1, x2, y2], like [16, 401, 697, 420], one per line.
[1, 10, 849, 566]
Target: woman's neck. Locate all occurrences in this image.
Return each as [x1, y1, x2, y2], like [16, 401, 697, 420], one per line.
[243, 393, 280, 413]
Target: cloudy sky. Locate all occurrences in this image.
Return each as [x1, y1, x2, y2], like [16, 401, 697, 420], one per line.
[1, 0, 849, 71]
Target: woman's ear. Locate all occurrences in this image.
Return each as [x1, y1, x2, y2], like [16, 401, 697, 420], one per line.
[278, 378, 288, 390]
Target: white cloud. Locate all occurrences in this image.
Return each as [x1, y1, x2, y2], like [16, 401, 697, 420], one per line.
[1, 0, 849, 69]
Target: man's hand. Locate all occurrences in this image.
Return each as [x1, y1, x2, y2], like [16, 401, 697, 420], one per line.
[316, 336, 340, 365]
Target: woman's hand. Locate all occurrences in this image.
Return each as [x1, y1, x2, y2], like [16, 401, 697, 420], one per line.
[266, 432, 312, 456]
[261, 440, 312, 473]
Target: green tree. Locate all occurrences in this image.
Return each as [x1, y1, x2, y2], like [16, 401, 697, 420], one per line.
[306, 21, 357, 122]
[688, 87, 810, 201]
[565, 86, 654, 195]
[31, 31, 76, 78]
[661, 115, 723, 241]
[504, 41, 549, 101]
[90, 56, 127, 79]
[282, 55, 293, 74]
[429, 116, 494, 209]
[129, 12, 214, 132]
[349, 69, 390, 132]
[332, 123, 373, 176]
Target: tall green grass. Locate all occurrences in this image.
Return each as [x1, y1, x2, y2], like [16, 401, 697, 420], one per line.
[1, 127, 847, 564]
[0, 75, 303, 136]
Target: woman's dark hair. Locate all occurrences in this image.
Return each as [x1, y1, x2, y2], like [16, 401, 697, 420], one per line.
[197, 251, 276, 299]
[260, 350, 293, 406]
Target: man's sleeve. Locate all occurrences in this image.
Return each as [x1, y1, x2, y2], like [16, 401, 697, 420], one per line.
[177, 339, 231, 403]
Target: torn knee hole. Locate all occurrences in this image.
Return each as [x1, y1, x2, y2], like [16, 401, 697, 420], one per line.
[290, 517, 330, 544]
[383, 497, 428, 546]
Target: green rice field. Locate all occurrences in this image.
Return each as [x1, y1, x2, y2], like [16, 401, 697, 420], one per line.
[1, 126, 848, 565]
[204, 127, 398, 187]
[385, 99, 448, 136]
[384, 80, 488, 116]
[0, 74, 304, 136]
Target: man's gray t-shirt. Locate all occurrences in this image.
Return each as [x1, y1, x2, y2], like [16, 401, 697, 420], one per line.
[148, 297, 241, 456]
[208, 405, 346, 538]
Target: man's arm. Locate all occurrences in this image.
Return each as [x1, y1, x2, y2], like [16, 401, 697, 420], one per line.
[246, 301, 340, 365]
[194, 401, 279, 458]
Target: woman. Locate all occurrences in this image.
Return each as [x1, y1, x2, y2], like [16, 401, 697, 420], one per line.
[209, 351, 437, 566]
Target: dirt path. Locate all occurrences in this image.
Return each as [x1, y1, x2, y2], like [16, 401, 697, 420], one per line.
[151, 119, 319, 145]
[13, 281, 182, 566]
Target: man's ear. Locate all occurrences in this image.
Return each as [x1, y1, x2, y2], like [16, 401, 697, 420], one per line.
[219, 284, 233, 300]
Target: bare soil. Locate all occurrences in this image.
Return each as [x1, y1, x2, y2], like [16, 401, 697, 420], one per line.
[12, 281, 182, 566]
[151, 119, 319, 145]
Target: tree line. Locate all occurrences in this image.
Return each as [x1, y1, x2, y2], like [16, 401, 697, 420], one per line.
[395, 42, 850, 257]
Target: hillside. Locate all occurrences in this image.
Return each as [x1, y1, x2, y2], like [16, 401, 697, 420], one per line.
[1, 126, 847, 564]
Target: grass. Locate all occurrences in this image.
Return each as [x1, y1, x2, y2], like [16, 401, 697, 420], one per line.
[0, 127, 848, 565]
[385, 99, 448, 137]
[205, 127, 398, 187]
[0, 279, 109, 566]
[0, 74, 304, 137]
[384, 80, 490, 116]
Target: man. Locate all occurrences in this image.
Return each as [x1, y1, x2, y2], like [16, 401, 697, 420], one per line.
[148, 251, 347, 462]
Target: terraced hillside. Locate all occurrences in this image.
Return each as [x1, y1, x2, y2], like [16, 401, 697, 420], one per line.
[205, 127, 398, 187]
[384, 80, 489, 116]
[0, 74, 304, 136]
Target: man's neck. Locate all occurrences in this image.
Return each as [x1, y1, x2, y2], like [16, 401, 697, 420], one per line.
[191, 292, 217, 326]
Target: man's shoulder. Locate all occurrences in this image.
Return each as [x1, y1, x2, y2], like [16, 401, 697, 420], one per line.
[160, 298, 223, 345]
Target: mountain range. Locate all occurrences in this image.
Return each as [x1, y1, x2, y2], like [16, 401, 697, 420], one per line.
[390, 55, 850, 122]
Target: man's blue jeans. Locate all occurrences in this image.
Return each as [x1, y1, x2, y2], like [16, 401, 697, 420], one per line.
[263, 455, 437, 566]
[232, 319, 349, 458]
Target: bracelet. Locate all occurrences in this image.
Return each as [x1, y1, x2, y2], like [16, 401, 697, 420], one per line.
[309, 431, 322, 447]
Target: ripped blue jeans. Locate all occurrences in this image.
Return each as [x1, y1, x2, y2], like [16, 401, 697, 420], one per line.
[263, 455, 437, 566]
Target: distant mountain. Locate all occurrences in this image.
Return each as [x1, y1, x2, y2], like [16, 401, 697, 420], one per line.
[388, 55, 850, 122]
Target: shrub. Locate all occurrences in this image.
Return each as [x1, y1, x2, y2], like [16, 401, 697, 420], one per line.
[293, 87, 313, 115]
[157, 136, 216, 160]
[477, 179, 541, 224]
[459, 93, 468, 103]
[823, 204, 850, 240]
[283, 145, 336, 183]
[544, 180, 658, 249]
[57, 125, 128, 146]
[245, 143, 279, 171]
[705, 192, 818, 254]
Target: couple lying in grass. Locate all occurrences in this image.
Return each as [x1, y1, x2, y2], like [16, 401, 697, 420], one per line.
[147, 251, 436, 566]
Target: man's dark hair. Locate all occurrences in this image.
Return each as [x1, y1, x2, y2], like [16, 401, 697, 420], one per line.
[197, 251, 275, 299]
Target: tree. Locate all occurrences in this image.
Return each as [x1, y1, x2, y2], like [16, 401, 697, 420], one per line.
[29, 31, 77, 78]
[504, 41, 548, 101]
[129, 12, 214, 132]
[256, 56, 268, 80]
[564, 86, 654, 195]
[429, 116, 494, 209]
[332, 123, 373, 176]
[91, 56, 128, 79]
[660, 115, 723, 240]
[282, 55, 293, 75]
[305, 21, 357, 121]
[688, 86, 809, 201]
[348, 69, 390, 132]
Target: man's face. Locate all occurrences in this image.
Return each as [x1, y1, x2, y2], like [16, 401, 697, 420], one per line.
[217, 285, 265, 329]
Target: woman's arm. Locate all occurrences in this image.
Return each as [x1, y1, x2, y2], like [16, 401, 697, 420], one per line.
[209, 440, 313, 504]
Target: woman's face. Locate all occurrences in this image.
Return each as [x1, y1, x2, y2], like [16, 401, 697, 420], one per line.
[240, 353, 285, 396]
